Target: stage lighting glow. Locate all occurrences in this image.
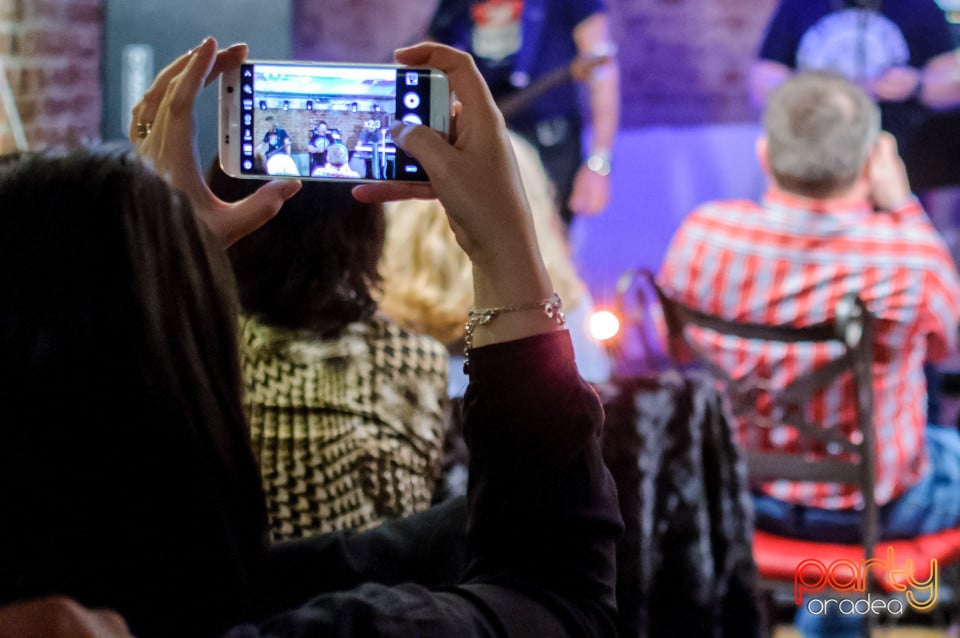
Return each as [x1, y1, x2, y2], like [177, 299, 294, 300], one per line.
[589, 310, 620, 341]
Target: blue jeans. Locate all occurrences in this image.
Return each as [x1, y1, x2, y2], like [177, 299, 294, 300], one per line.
[753, 425, 960, 637]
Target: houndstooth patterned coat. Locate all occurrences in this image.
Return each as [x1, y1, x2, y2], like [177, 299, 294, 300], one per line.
[239, 314, 449, 541]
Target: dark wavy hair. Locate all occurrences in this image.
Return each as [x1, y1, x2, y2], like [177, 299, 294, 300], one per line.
[208, 159, 384, 337]
[0, 150, 267, 638]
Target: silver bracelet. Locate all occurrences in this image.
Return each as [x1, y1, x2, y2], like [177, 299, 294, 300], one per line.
[463, 292, 566, 370]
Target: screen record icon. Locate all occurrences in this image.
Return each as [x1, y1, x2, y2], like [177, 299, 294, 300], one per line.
[403, 91, 421, 109]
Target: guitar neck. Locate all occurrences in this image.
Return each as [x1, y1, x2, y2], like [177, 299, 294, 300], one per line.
[495, 64, 574, 120]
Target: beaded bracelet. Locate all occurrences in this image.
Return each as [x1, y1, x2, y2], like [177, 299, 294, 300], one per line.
[463, 292, 566, 370]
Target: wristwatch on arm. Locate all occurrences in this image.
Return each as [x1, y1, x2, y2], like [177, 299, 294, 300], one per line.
[585, 148, 612, 176]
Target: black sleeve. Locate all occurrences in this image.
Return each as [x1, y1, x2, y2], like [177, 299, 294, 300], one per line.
[226, 331, 623, 638]
[757, 0, 802, 67]
[457, 331, 622, 635]
[428, 0, 471, 46]
[910, 0, 958, 67]
[253, 497, 469, 616]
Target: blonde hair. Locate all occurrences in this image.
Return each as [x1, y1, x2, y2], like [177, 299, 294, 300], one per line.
[379, 132, 586, 345]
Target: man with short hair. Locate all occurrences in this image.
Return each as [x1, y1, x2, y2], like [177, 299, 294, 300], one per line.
[255, 116, 291, 165]
[658, 70, 960, 638]
[307, 121, 337, 174]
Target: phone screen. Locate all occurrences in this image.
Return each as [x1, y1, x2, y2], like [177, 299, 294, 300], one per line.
[236, 62, 436, 181]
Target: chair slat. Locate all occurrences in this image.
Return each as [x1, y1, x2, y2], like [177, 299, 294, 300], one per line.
[747, 451, 860, 484]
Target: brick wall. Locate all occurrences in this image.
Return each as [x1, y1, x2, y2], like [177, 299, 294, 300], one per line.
[609, 0, 777, 126]
[293, 0, 440, 63]
[0, 0, 103, 154]
[291, 0, 778, 127]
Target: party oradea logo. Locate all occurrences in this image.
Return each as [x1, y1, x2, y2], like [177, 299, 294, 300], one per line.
[794, 547, 938, 617]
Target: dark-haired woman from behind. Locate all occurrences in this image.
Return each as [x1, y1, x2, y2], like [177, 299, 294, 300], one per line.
[208, 162, 449, 541]
[0, 150, 270, 638]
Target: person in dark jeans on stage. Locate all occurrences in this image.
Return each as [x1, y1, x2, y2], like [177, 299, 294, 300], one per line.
[429, 0, 621, 227]
[307, 120, 337, 175]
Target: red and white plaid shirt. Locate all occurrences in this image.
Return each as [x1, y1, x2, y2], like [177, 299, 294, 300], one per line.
[658, 188, 960, 509]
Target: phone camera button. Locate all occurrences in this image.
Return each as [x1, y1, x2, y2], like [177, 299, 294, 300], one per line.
[403, 92, 421, 109]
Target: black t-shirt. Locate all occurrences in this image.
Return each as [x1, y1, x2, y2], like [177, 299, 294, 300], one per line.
[429, 0, 606, 127]
[757, 0, 957, 150]
[308, 132, 334, 154]
[262, 127, 290, 158]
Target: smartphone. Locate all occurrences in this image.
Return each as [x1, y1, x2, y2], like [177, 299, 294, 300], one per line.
[219, 60, 449, 182]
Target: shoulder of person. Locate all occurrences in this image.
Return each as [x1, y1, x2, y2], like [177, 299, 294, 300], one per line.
[692, 198, 760, 222]
[371, 314, 451, 360]
[238, 314, 298, 358]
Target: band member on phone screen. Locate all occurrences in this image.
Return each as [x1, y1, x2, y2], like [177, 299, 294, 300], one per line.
[356, 119, 391, 179]
[429, 0, 620, 227]
[312, 143, 361, 178]
[307, 121, 338, 174]
[255, 115, 297, 176]
[257, 116, 291, 160]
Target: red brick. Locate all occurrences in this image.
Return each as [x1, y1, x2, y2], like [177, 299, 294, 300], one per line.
[66, 1, 103, 24]
[1, 31, 22, 56]
[38, 0, 60, 17]
[0, 133, 16, 155]
[14, 67, 38, 93]
[50, 62, 97, 88]
[0, 1, 96, 152]
[16, 94, 37, 120]
[0, 0, 25, 22]
[34, 27, 74, 56]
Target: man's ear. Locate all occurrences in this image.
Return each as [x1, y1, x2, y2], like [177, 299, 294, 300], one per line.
[755, 136, 771, 177]
[857, 137, 882, 184]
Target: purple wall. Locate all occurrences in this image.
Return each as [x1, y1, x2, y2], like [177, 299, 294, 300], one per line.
[571, 123, 767, 308]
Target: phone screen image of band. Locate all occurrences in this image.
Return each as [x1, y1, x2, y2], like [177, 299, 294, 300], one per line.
[238, 63, 432, 180]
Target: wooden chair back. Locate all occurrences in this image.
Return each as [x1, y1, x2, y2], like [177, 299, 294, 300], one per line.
[644, 271, 878, 561]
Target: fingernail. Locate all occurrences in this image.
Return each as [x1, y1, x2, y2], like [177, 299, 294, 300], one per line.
[281, 180, 302, 194]
[187, 37, 211, 55]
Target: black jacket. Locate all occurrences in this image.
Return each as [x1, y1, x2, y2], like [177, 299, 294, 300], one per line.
[601, 370, 763, 638]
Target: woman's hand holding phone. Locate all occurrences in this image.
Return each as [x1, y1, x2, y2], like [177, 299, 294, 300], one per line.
[353, 43, 557, 349]
[129, 36, 300, 245]
[131, 38, 558, 347]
